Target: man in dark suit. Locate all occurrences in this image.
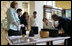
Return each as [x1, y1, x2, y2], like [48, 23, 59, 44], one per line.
[51, 14, 71, 45]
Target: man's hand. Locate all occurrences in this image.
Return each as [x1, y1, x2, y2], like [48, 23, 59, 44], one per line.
[59, 30, 64, 34]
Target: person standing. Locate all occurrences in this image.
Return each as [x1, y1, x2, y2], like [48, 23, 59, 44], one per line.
[6, 1, 24, 36]
[20, 12, 29, 35]
[30, 11, 38, 34]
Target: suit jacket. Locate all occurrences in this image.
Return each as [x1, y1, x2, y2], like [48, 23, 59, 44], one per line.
[56, 17, 71, 36]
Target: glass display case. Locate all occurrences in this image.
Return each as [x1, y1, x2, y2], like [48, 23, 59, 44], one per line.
[66, 9, 71, 20]
[43, 5, 64, 29]
[43, 5, 63, 22]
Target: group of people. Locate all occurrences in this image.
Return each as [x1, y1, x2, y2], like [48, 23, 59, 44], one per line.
[6, 1, 38, 36]
[6, 1, 71, 45]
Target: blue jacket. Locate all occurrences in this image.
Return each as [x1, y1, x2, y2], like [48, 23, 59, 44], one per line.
[56, 17, 71, 36]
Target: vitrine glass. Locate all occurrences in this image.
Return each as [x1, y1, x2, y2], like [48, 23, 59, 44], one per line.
[66, 10, 71, 20]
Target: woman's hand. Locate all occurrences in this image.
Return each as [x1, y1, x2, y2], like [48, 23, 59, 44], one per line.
[27, 27, 30, 31]
[17, 24, 25, 31]
[17, 25, 22, 31]
[13, 22, 19, 27]
[26, 25, 30, 31]
[21, 24, 25, 27]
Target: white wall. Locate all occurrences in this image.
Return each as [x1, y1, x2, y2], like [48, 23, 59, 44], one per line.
[17, 1, 23, 9]
[35, 1, 46, 33]
[29, 1, 35, 16]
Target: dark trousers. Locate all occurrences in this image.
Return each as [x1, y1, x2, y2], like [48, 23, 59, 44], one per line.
[21, 27, 26, 35]
[31, 27, 38, 34]
[8, 29, 21, 36]
[64, 38, 71, 45]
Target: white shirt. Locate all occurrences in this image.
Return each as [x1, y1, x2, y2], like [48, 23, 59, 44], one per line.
[52, 20, 59, 28]
[30, 16, 38, 27]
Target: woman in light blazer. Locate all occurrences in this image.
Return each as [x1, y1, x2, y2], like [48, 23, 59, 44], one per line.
[6, 1, 24, 36]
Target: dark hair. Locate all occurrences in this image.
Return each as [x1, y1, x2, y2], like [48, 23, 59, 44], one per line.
[33, 11, 37, 14]
[17, 9, 22, 13]
[51, 14, 58, 19]
[10, 1, 18, 8]
[43, 18, 48, 22]
[22, 12, 28, 17]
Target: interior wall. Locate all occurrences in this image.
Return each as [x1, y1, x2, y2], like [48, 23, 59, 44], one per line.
[1, 1, 11, 21]
[29, 1, 35, 16]
[56, 1, 71, 9]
